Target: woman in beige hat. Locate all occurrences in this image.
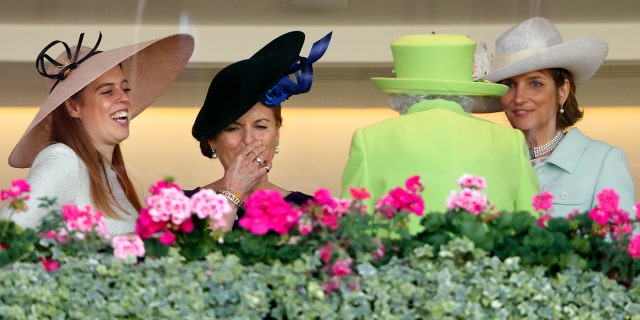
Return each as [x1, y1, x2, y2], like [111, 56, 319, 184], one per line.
[484, 17, 636, 217]
[0, 32, 194, 235]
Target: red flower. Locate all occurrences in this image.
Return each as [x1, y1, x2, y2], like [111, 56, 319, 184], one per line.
[39, 257, 59, 272]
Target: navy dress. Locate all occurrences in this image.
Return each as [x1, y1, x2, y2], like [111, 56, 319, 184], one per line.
[183, 188, 313, 229]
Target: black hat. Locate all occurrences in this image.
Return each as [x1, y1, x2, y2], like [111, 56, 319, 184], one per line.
[192, 31, 332, 139]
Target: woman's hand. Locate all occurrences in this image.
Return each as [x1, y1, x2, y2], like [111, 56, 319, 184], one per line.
[219, 140, 270, 199]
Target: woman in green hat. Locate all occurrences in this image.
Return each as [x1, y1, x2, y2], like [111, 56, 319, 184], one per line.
[341, 34, 540, 235]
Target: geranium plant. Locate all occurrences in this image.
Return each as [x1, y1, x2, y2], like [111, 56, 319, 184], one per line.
[0, 179, 38, 266]
[418, 174, 640, 285]
[134, 178, 233, 261]
[218, 176, 424, 293]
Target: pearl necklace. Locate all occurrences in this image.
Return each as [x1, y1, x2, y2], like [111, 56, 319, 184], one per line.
[529, 130, 564, 159]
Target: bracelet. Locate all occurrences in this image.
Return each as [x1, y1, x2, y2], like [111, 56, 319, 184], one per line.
[216, 186, 243, 209]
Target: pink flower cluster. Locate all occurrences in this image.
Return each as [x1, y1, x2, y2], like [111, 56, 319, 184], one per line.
[446, 174, 490, 215]
[240, 190, 302, 235]
[62, 204, 110, 239]
[318, 242, 357, 294]
[308, 189, 353, 231]
[374, 175, 425, 218]
[532, 191, 554, 227]
[43, 204, 110, 242]
[588, 189, 633, 239]
[628, 234, 640, 259]
[136, 180, 232, 245]
[111, 235, 145, 259]
[1, 179, 30, 212]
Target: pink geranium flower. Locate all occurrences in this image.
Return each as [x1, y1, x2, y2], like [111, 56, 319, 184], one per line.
[330, 257, 353, 277]
[537, 213, 551, 227]
[532, 191, 554, 212]
[191, 188, 232, 230]
[61, 204, 110, 239]
[240, 190, 301, 235]
[375, 176, 425, 218]
[1, 179, 31, 212]
[111, 235, 146, 259]
[349, 187, 370, 201]
[596, 189, 620, 213]
[319, 242, 333, 263]
[39, 257, 59, 272]
[146, 187, 192, 226]
[628, 234, 640, 259]
[446, 188, 489, 215]
[456, 174, 487, 190]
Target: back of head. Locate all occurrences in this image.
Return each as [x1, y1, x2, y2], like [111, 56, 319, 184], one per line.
[371, 34, 507, 113]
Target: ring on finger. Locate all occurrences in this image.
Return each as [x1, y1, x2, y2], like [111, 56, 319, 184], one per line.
[255, 156, 263, 165]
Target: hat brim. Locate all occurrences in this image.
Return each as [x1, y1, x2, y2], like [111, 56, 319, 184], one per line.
[192, 31, 305, 139]
[484, 38, 608, 84]
[9, 34, 195, 168]
[372, 77, 507, 113]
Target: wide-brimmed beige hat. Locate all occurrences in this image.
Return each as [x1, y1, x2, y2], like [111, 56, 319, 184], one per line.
[9, 32, 194, 168]
[484, 17, 608, 84]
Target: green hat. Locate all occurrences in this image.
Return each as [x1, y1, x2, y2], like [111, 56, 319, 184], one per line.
[192, 31, 331, 139]
[371, 34, 507, 112]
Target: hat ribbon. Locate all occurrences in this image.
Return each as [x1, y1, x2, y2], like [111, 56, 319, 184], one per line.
[36, 32, 103, 93]
[262, 31, 332, 106]
[489, 47, 543, 73]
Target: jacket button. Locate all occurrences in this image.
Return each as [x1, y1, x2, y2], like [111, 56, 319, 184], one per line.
[560, 192, 570, 200]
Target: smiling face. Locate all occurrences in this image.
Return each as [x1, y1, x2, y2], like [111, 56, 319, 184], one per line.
[64, 66, 131, 156]
[498, 69, 569, 142]
[211, 102, 281, 168]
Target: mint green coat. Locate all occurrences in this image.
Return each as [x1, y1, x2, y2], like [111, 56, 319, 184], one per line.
[341, 99, 540, 234]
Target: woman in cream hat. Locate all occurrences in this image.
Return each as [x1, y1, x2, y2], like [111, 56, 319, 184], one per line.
[0, 32, 194, 235]
[484, 17, 636, 217]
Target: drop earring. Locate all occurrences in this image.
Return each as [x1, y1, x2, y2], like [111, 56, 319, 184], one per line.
[275, 140, 280, 154]
[211, 146, 218, 159]
[559, 103, 565, 114]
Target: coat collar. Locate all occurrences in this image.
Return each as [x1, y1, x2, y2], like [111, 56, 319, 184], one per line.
[406, 99, 468, 116]
[545, 127, 589, 173]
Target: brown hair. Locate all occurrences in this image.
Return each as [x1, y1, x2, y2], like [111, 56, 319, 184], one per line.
[196, 105, 283, 158]
[551, 68, 583, 130]
[50, 93, 141, 219]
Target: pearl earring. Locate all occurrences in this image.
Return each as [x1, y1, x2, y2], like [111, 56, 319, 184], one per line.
[559, 103, 565, 114]
[275, 140, 280, 154]
[211, 146, 218, 159]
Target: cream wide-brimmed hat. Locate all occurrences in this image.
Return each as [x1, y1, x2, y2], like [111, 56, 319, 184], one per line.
[9, 32, 195, 168]
[371, 34, 508, 113]
[484, 17, 608, 84]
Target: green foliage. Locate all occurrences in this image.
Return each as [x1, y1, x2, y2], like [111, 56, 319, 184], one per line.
[0, 220, 38, 265]
[416, 210, 640, 285]
[1, 240, 639, 319]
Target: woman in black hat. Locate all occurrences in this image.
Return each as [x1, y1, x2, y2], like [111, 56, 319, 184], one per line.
[187, 31, 332, 230]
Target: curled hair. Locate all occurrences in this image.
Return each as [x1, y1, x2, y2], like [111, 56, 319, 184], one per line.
[194, 105, 283, 158]
[551, 68, 583, 130]
[388, 94, 476, 114]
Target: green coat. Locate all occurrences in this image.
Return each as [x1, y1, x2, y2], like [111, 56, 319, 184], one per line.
[341, 99, 540, 234]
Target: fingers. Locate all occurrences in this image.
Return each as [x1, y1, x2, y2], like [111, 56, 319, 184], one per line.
[244, 141, 266, 161]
